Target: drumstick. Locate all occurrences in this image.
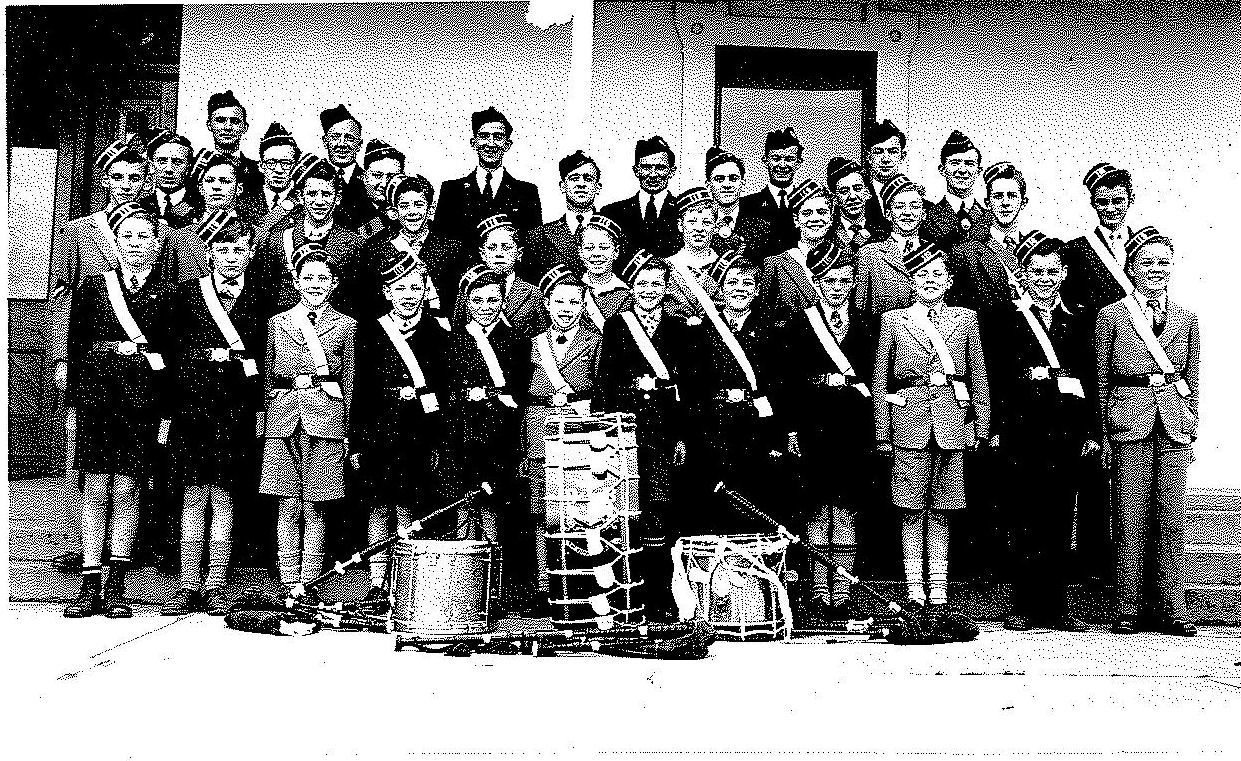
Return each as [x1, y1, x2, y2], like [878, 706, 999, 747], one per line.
[292, 483, 493, 597]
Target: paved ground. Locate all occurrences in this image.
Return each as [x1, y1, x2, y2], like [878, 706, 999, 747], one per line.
[4, 603, 1240, 759]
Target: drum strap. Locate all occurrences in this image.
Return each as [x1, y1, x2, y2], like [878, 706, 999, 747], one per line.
[1120, 293, 1191, 398]
[102, 269, 164, 370]
[536, 332, 573, 395]
[282, 227, 297, 276]
[1085, 228, 1137, 296]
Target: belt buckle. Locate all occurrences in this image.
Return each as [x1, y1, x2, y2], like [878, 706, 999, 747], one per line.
[827, 373, 846, 387]
[398, 386, 416, 401]
[210, 348, 230, 363]
[551, 392, 569, 407]
[116, 341, 138, 356]
[727, 388, 745, 403]
[929, 371, 947, 386]
[1150, 373, 1166, 387]
[637, 375, 657, 391]
[1030, 366, 1050, 381]
[294, 374, 313, 390]
[467, 387, 487, 402]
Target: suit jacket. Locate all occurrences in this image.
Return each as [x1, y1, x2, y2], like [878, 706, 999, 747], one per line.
[760, 249, 818, 325]
[262, 304, 357, 439]
[711, 214, 773, 264]
[692, 308, 784, 432]
[349, 313, 451, 458]
[251, 196, 300, 253]
[990, 299, 1100, 445]
[873, 305, 991, 450]
[138, 191, 198, 230]
[780, 302, 876, 440]
[254, 211, 362, 317]
[663, 250, 726, 322]
[595, 309, 698, 438]
[343, 230, 467, 321]
[433, 168, 543, 243]
[158, 222, 214, 284]
[230, 153, 265, 207]
[1095, 298, 1199, 445]
[854, 234, 936, 323]
[49, 212, 122, 363]
[863, 177, 894, 238]
[522, 216, 583, 282]
[599, 192, 679, 266]
[1061, 227, 1133, 317]
[65, 262, 176, 415]
[829, 215, 884, 256]
[924, 196, 987, 241]
[452, 274, 548, 339]
[946, 231, 1021, 320]
[740, 187, 798, 254]
[332, 164, 372, 236]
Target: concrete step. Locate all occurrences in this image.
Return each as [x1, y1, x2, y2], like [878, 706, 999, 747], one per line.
[1187, 510, 1241, 545]
[1187, 585, 1241, 625]
[1186, 545, 1241, 586]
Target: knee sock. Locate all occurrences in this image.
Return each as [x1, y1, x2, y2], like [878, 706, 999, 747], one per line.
[927, 510, 950, 604]
[109, 476, 140, 561]
[300, 502, 326, 586]
[180, 486, 208, 591]
[368, 505, 391, 588]
[805, 507, 832, 599]
[902, 509, 927, 604]
[829, 506, 857, 604]
[81, 474, 110, 569]
[204, 487, 234, 590]
[276, 498, 302, 587]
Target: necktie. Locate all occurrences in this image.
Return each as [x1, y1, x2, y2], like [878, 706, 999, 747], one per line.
[1147, 298, 1165, 335]
[903, 239, 914, 255]
[722, 215, 734, 228]
[308, 310, 318, 326]
[161, 194, 172, 220]
[129, 274, 140, 293]
[555, 333, 568, 345]
[220, 276, 240, 299]
[575, 213, 584, 230]
[1004, 234, 1018, 252]
[778, 189, 787, 210]
[928, 307, 941, 326]
[483, 171, 494, 203]
[1031, 304, 1049, 331]
[645, 196, 657, 224]
[829, 308, 844, 336]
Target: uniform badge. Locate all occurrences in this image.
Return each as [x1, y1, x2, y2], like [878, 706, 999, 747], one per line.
[399, 385, 416, 400]
[210, 347, 230, 362]
[637, 375, 657, 391]
[116, 341, 137, 356]
[930, 371, 947, 386]
[468, 386, 487, 402]
[552, 392, 569, 407]
[960, 217, 972, 231]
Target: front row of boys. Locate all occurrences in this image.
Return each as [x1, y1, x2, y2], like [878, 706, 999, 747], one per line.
[63, 170, 1196, 637]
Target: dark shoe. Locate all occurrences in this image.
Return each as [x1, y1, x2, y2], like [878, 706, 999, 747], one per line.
[161, 588, 200, 616]
[63, 575, 103, 618]
[520, 598, 553, 619]
[103, 562, 132, 618]
[1004, 614, 1031, 631]
[201, 588, 231, 616]
[1153, 617, 1197, 637]
[1111, 618, 1139, 635]
[833, 598, 861, 621]
[1049, 615, 1089, 633]
[799, 594, 837, 628]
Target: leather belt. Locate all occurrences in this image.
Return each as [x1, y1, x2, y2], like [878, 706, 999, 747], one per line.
[809, 373, 858, 388]
[91, 340, 151, 356]
[272, 374, 340, 390]
[1112, 371, 1181, 388]
[452, 386, 507, 404]
[712, 388, 754, 403]
[890, 372, 967, 392]
[529, 391, 590, 408]
[1022, 366, 1073, 381]
[197, 348, 247, 362]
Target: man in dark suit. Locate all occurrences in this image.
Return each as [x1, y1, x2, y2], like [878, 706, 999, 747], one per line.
[1060, 162, 1137, 317]
[433, 106, 542, 244]
[319, 104, 370, 236]
[253, 123, 300, 249]
[990, 233, 1099, 632]
[599, 135, 680, 267]
[205, 90, 263, 203]
[522, 150, 601, 281]
[824, 157, 881, 254]
[924, 130, 987, 241]
[739, 127, 802, 254]
[706, 147, 772, 263]
[347, 138, 405, 240]
[862, 119, 907, 236]
[139, 130, 197, 229]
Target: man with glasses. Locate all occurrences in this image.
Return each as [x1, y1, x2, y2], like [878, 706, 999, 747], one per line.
[254, 122, 301, 247]
[740, 127, 803, 253]
[320, 103, 370, 239]
[600, 135, 680, 267]
[205, 90, 263, 202]
[139, 130, 196, 229]
[348, 139, 406, 240]
[433, 106, 543, 244]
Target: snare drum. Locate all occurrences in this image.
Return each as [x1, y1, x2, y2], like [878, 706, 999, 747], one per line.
[391, 539, 493, 637]
[676, 534, 792, 641]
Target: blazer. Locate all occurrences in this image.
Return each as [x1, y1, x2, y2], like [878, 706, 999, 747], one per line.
[829, 215, 884, 256]
[522, 216, 584, 282]
[332, 165, 373, 236]
[923, 196, 988, 241]
[137, 191, 198, 230]
[740, 187, 798, 254]
[232, 153, 266, 207]
[759, 248, 818, 325]
[1095, 297, 1199, 445]
[599, 192, 679, 265]
[989, 299, 1100, 446]
[779, 302, 876, 441]
[49, 212, 122, 364]
[946, 231, 1021, 321]
[349, 313, 451, 458]
[1060, 227, 1133, 317]
[873, 305, 991, 450]
[158, 222, 213, 284]
[253, 211, 362, 317]
[433, 168, 543, 243]
[452, 274, 548, 339]
[595, 309, 698, 438]
[342, 230, 467, 321]
[262, 304, 357, 439]
[711, 214, 773, 264]
[853, 234, 936, 323]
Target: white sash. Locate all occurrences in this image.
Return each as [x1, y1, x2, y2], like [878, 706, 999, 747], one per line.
[1084, 229, 1136, 295]
[804, 304, 871, 398]
[101, 270, 163, 370]
[282, 228, 297, 275]
[999, 259, 1087, 397]
[1120, 294, 1191, 398]
[907, 307, 969, 403]
[785, 248, 820, 303]
[536, 333, 573, 395]
[390, 236, 450, 331]
[291, 308, 342, 398]
[465, 321, 517, 408]
[621, 311, 671, 381]
[90, 212, 121, 265]
[583, 289, 606, 332]
[378, 314, 439, 413]
[198, 276, 258, 377]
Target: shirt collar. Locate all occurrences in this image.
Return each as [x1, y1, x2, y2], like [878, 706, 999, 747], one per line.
[1096, 224, 1131, 258]
[1139, 290, 1167, 311]
[942, 192, 975, 213]
[639, 189, 670, 210]
[118, 262, 153, 288]
[159, 187, 186, 207]
[768, 183, 792, 204]
[552, 323, 580, 344]
[338, 163, 357, 184]
[213, 270, 244, 292]
[565, 207, 595, 234]
[392, 309, 422, 330]
[304, 214, 334, 239]
[717, 202, 740, 222]
[890, 230, 915, 250]
[911, 300, 945, 319]
[476, 165, 505, 190]
[991, 225, 1021, 248]
[504, 271, 516, 292]
[589, 274, 626, 294]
